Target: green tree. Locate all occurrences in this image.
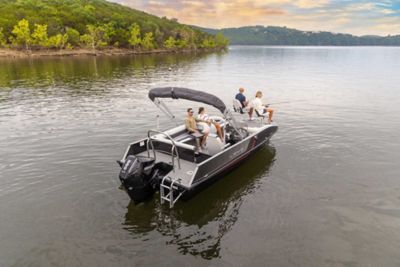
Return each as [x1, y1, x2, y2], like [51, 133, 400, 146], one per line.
[31, 24, 48, 47]
[0, 27, 6, 47]
[201, 37, 216, 48]
[66, 27, 80, 47]
[80, 24, 107, 50]
[164, 36, 176, 49]
[176, 27, 194, 48]
[142, 32, 155, 50]
[80, 34, 92, 48]
[215, 32, 229, 47]
[112, 28, 130, 47]
[176, 35, 188, 48]
[128, 23, 141, 49]
[47, 33, 68, 49]
[154, 27, 164, 45]
[10, 19, 32, 50]
[103, 23, 116, 45]
[0, 0, 230, 51]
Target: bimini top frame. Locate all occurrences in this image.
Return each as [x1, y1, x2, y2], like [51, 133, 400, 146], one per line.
[148, 87, 243, 137]
[149, 87, 227, 114]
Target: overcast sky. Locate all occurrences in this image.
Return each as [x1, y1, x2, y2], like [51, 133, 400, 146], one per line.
[109, 0, 400, 36]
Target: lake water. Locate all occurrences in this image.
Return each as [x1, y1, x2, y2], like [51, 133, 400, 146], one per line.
[1, 46, 400, 266]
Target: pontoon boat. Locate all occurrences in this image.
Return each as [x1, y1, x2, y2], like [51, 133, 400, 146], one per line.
[117, 87, 278, 208]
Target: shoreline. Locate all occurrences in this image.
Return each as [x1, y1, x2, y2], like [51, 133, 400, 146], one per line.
[2, 45, 396, 58]
[0, 47, 225, 58]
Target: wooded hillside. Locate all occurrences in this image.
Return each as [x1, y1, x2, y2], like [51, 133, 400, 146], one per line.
[202, 25, 400, 46]
[0, 0, 228, 51]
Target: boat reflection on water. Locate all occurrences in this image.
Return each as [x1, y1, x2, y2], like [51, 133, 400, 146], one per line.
[123, 145, 276, 259]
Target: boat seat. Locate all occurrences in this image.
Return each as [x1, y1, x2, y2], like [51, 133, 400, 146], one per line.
[152, 134, 195, 150]
[165, 125, 187, 136]
[248, 107, 269, 121]
[174, 132, 201, 143]
[254, 109, 269, 118]
[174, 133, 195, 143]
[150, 133, 197, 162]
[164, 125, 204, 144]
[151, 125, 201, 151]
[233, 99, 247, 114]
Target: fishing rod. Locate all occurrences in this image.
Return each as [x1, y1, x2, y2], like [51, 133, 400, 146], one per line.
[263, 99, 310, 106]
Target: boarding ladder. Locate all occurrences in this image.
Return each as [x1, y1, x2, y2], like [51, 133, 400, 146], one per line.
[147, 130, 184, 208]
[160, 176, 184, 208]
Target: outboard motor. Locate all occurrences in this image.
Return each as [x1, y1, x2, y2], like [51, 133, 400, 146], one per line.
[225, 126, 249, 144]
[119, 155, 157, 203]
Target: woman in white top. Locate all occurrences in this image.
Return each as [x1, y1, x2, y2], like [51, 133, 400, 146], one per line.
[197, 107, 224, 140]
[250, 91, 274, 123]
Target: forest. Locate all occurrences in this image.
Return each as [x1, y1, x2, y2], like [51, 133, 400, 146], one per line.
[0, 0, 229, 51]
[203, 26, 400, 46]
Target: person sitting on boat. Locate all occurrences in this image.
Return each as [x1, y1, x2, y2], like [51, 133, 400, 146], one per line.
[197, 107, 224, 140]
[185, 108, 208, 148]
[235, 87, 248, 108]
[249, 91, 274, 123]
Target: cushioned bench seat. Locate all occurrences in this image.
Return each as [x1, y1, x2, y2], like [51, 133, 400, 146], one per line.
[151, 125, 198, 151]
[173, 132, 196, 143]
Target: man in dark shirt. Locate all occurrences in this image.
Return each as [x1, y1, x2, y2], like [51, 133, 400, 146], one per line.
[235, 87, 248, 108]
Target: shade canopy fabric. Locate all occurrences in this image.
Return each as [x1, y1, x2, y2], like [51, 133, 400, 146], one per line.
[148, 87, 227, 114]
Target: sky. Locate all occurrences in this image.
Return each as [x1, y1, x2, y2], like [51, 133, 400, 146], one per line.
[109, 0, 400, 36]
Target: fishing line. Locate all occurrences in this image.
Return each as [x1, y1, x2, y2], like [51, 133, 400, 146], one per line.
[264, 99, 310, 105]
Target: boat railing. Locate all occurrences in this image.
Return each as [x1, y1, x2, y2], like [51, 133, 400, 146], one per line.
[147, 130, 181, 171]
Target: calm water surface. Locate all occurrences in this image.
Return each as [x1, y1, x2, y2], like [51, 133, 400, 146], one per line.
[1, 46, 400, 266]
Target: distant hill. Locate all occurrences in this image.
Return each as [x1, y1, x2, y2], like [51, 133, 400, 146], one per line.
[200, 26, 400, 46]
[0, 0, 227, 51]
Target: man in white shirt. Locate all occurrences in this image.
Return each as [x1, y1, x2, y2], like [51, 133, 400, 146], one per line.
[249, 91, 274, 123]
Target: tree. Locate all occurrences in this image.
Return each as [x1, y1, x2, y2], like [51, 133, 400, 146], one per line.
[176, 27, 194, 48]
[0, 27, 6, 47]
[128, 23, 141, 49]
[31, 24, 48, 47]
[201, 37, 216, 48]
[0, 1, 231, 51]
[10, 19, 32, 50]
[142, 32, 155, 50]
[80, 34, 93, 48]
[80, 24, 107, 50]
[154, 27, 164, 45]
[176, 39, 188, 48]
[66, 27, 80, 47]
[164, 36, 176, 49]
[47, 33, 68, 49]
[112, 28, 130, 47]
[88, 24, 107, 48]
[103, 23, 116, 46]
[215, 32, 229, 47]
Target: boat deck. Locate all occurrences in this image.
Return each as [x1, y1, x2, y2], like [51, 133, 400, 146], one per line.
[234, 114, 270, 128]
[136, 133, 227, 189]
[137, 150, 196, 188]
[133, 113, 272, 190]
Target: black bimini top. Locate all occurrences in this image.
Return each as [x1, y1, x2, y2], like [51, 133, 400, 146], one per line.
[148, 87, 227, 114]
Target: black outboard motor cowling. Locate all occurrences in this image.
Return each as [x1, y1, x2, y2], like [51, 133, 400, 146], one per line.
[119, 155, 157, 203]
